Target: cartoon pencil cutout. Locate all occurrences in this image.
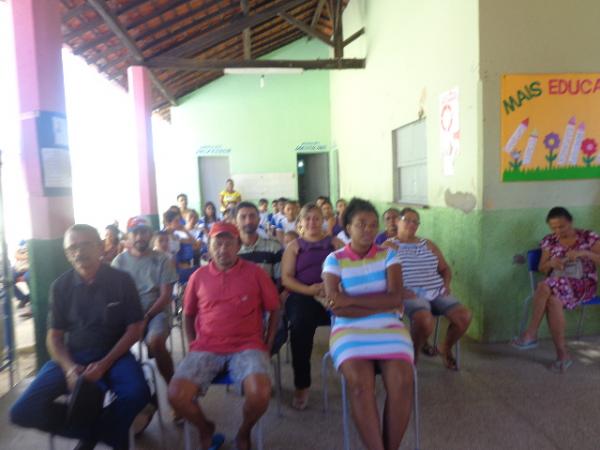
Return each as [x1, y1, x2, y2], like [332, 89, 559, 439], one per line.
[523, 129, 538, 165]
[568, 122, 585, 165]
[504, 118, 529, 153]
[557, 116, 576, 165]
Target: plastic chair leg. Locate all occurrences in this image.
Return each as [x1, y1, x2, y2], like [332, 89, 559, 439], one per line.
[576, 306, 586, 340]
[183, 420, 194, 450]
[433, 316, 441, 348]
[141, 360, 167, 448]
[519, 294, 533, 336]
[128, 423, 135, 450]
[321, 352, 332, 413]
[412, 364, 420, 450]
[256, 416, 264, 450]
[274, 352, 283, 417]
[340, 375, 351, 450]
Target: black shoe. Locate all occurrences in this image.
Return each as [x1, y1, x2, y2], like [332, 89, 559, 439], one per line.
[73, 440, 97, 450]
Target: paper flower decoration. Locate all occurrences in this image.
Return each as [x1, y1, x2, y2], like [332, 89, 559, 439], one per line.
[581, 138, 598, 167]
[543, 132, 560, 168]
[543, 132, 560, 151]
[509, 150, 522, 170]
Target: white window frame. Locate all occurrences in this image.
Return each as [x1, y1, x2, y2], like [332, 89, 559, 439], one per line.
[392, 119, 428, 205]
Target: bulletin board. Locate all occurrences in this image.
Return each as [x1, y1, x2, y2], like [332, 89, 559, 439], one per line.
[501, 73, 600, 182]
[231, 172, 297, 200]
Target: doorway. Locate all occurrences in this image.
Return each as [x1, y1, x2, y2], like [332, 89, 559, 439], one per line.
[197, 156, 230, 209]
[297, 153, 330, 204]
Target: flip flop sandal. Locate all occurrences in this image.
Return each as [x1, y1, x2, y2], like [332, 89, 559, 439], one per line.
[441, 352, 458, 371]
[292, 394, 309, 411]
[511, 337, 539, 350]
[208, 433, 226, 450]
[422, 342, 438, 357]
[550, 359, 573, 374]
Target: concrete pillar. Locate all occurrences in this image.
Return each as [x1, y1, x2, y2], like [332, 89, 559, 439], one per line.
[9, 0, 73, 366]
[128, 65, 160, 229]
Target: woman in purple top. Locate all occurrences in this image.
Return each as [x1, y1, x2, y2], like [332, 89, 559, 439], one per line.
[282, 203, 343, 409]
[375, 207, 400, 245]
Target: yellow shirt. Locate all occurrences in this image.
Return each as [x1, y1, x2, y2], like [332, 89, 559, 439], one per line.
[220, 190, 241, 211]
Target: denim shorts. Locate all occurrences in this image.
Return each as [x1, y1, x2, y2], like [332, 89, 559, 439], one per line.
[173, 349, 271, 395]
[403, 294, 461, 320]
[144, 310, 170, 343]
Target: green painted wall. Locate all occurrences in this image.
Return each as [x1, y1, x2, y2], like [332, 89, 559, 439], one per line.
[329, 0, 485, 339]
[330, 0, 481, 207]
[330, 0, 600, 342]
[157, 0, 600, 342]
[28, 239, 70, 367]
[163, 38, 333, 209]
[475, 0, 600, 340]
[480, 0, 600, 210]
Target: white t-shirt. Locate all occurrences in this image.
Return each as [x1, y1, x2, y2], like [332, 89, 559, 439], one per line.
[277, 217, 298, 233]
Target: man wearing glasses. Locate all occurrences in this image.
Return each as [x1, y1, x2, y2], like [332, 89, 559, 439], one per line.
[10, 224, 150, 450]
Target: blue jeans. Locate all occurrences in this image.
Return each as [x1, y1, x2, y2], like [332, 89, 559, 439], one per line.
[10, 350, 150, 449]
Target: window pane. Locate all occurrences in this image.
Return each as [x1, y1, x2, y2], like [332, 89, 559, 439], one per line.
[395, 119, 427, 166]
[397, 163, 427, 204]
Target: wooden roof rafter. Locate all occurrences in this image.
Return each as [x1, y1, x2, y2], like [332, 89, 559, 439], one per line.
[59, 0, 358, 111]
[85, 0, 177, 105]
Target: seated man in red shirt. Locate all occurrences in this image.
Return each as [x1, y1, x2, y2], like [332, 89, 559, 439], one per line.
[168, 222, 281, 450]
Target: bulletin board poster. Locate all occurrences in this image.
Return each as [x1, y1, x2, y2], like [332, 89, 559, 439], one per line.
[501, 74, 600, 182]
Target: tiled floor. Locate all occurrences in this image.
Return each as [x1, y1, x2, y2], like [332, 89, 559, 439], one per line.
[1, 327, 600, 450]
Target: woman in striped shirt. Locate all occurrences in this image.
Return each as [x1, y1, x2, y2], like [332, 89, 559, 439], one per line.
[383, 207, 472, 370]
[323, 198, 413, 450]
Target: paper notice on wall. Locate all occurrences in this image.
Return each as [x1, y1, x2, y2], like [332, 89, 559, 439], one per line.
[51, 116, 69, 147]
[41, 147, 72, 189]
[440, 87, 460, 176]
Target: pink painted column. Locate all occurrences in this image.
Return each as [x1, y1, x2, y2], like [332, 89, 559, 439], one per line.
[9, 0, 74, 365]
[128, 65, 159, 227]
[9, 0, 74, 238]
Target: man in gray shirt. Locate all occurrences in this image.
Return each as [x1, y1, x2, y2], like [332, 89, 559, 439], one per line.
[112, 216, 178, 384]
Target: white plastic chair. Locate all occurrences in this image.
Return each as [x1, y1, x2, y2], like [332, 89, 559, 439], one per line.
[321, 352, 420, 450]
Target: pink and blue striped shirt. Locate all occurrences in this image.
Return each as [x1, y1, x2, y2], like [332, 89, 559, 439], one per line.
[322, 244, 413, 369]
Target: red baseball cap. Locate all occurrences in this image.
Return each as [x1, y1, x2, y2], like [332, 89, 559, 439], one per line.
[208, 221, 240, 238]
[127, 216, 151, 232]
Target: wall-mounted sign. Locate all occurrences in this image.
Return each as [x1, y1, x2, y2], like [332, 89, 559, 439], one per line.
[295, 141, 327, 152]
[196, 145, 231, 156]
[36, 111, 72, 195]
[501, 74, 600, 182]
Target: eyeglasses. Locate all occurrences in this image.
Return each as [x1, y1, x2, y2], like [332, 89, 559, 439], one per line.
[400, 216, 420, 225]
[65, 241, 97, 255]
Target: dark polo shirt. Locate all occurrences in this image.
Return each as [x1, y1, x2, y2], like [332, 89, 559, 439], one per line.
[49, 264, 143, 354]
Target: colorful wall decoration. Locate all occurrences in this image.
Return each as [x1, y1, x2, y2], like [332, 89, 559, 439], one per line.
[501, 74, 600, 181]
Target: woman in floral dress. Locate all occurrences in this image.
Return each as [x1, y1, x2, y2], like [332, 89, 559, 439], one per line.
[513, 207, 600, 372]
